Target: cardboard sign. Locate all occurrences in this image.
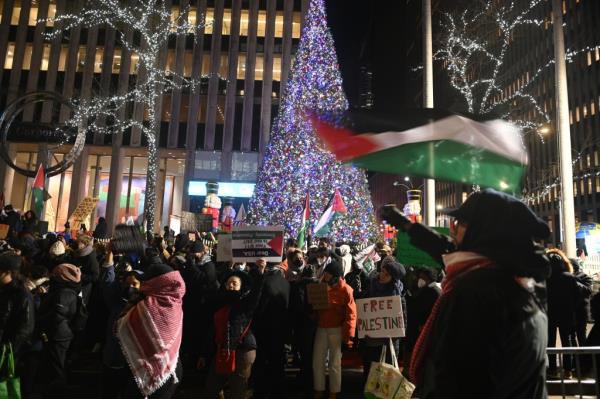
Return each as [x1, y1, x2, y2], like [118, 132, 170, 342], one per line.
[0, 224, 9, 240]
[356, 296, 405, 339]
[307, 282, 330, 310]
[231, 226, 284, 263]
[217, 234, 233, 262]
[69, 197, 100, 222]
[395, 227, 450, 268]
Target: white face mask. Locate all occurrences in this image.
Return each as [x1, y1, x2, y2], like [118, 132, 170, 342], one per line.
[317, 258, 326, 266]
[417, 278, 427, 289]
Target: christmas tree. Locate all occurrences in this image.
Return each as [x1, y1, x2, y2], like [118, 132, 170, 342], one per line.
[248, 0, 378, 242]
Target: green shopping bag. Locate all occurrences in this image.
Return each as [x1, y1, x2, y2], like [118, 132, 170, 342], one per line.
[0, 344, 21, 399]
[364, 339, 415, 399]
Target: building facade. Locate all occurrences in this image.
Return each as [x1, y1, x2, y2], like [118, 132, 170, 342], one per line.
[420, 0, 600, 242]
[0, 0, 308, 233]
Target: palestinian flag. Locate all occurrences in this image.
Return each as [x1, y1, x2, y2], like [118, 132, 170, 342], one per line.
[314, 189, 347, 238]
[32, 164, 50, 217]
[312, 109, 528, 193]
[296, 193, 310, 250]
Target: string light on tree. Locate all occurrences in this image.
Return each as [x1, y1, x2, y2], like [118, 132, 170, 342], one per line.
[247, 0, 378, 242]
[40, 0, 216, 233]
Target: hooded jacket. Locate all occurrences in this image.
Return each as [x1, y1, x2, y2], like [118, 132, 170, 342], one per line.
[338, 245, 353, 277]
[0, 279, 35, 354]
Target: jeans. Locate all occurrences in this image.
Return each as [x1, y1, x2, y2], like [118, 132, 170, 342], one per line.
[313, 327, 342, 393]
[202, 349, 256, 399]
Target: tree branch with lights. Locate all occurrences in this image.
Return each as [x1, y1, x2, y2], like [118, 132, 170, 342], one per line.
[39, 0, 222, 233]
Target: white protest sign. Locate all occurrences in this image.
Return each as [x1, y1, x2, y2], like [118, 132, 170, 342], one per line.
[356, 295, 405, 339]
[231, 226, 284, 264]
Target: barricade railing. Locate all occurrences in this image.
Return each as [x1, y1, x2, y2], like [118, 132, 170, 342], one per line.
[547, 346, 600, 398]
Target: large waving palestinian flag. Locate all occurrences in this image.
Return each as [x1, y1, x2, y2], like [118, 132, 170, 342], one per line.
[313, 109, 528, 193]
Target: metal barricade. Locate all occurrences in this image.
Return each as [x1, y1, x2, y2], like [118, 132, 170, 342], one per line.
[547, 346, 600, 398]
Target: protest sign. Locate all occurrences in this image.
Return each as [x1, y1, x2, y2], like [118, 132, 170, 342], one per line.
[306, 283, 329, 310]
[231, 226, 284, 263]
[0, 224, 8, 239]
[217, 234, 233, 262]
[356, 295, 405, 339]
[395, 227, 450, 268]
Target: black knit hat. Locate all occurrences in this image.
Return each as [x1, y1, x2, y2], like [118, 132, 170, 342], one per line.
[191, 240, 205, 253]
[323, 261, 344, 279]
[382, 259, 404, 281]
[0, 253, 22, 273]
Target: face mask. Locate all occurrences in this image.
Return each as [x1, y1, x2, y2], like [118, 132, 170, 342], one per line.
[292, 259, 304, 268]
[417, 278, 427, 289]
[317, 258, 326, 266]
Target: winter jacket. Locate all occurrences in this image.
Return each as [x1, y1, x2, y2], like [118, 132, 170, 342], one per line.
[361, 277, 404, 348]
[407, 282, 440, 350]
[38, 280, 81, 342]
[289, 276, 319, 333]
[0, 279, 35, 354]
[547, 269, 578, 327]
[418, 266, 547, 399]
[180, 254, 219, 301]
[99, 265, 128, 368]
[203, 271, 264, 356]
[253, 268, 290, 337]
[574, 270, 593, 322]
[92, 220, 108, 240]
[345, 267, 370, 299]
[316, 279, 357, 342]
[338, 245, 353, 277]
[72, 246, 99, 304]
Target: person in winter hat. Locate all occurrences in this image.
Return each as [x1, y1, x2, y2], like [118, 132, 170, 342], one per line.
[37, 263, 82, 398]
[72, 235, 99, 305]
[313, 261, 357, 399]
[381, 188, 550, 399]
[337, 244, 353, 277]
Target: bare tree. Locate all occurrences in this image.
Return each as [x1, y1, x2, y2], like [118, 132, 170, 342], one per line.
[41, 0, 216, 233]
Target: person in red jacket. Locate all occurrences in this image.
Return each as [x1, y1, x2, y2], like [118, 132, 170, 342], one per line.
[313, 261, 357, 399]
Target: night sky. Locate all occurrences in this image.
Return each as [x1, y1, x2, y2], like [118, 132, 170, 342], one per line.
[325, 0, 418, 112]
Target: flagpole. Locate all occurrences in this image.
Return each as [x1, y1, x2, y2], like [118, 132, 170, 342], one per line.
[551, 0, 576, 257]
[423, 0, 436, 227]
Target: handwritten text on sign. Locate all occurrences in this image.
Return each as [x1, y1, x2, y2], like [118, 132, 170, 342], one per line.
[356, 296, 405, 339]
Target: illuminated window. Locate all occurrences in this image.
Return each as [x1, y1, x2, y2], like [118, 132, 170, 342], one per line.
[592, 101, 596, 116]
[4, 43, 14, 69]
[575, 106, 580, 122]
[588, 51, 593, 66]
[597, 177, 600, 193]
[583, 104, 588, 118]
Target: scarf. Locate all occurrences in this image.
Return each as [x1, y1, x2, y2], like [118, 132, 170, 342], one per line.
[116, 271, 186, 397]
[409, 252, 494, 384]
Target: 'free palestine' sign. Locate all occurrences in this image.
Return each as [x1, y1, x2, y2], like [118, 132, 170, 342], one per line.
[356, 296, 405, 339]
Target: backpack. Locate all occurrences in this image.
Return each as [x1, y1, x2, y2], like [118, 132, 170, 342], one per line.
[70, 293, 89, 332]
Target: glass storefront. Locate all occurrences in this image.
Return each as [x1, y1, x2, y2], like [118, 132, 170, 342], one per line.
[9, 151, 185, 233]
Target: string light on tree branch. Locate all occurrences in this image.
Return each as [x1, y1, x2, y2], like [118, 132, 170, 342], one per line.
[40, 0, 217, 233]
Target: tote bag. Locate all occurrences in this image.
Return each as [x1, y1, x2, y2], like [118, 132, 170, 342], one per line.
[0, 344, 21, 399]
[364, 339, 414, 399]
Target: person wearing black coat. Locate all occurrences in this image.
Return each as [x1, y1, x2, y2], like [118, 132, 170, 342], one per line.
[0, 252, 35, 355]
[381, 188, 551, 399]
[3, 205, 20, 239]
[200, 266, 265, 399]
[345, 259, 370, 299]
[177, 241, 219, 360]
[289, 265, 318, 395]
[571, 258, 593, 346]
[547, 249, 579, 377]
[38, 263, 82, 398]
[72, 235, 99, 305]
[251, 260, 291, 399]
[406, 268, 441, 356]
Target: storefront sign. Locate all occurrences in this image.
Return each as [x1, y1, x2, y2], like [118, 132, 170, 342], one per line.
[356, 296, 405, 339]
[231, 226, 284, 263]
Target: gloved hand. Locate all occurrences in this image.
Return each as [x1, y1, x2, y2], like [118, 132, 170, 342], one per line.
[379, 204, 413, 232]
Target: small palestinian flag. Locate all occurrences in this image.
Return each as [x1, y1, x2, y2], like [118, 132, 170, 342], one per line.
[312, 109, 528, 193]
[314, 189, 347, 238]
[32, 164, 50, 217]
[297, 193, 310, 250]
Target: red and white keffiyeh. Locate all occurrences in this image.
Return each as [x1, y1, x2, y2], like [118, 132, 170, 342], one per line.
[116, 270, 186, 397]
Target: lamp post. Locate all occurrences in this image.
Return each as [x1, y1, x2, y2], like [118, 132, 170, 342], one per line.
[551, 0, 576, 257]
[423, 0, 436, 226]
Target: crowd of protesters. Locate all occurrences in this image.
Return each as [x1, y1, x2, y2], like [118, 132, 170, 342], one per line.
[0, 189, 598, 399]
